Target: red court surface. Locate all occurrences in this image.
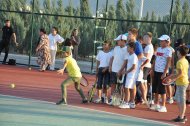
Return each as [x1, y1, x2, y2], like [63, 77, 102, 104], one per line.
[0, 64, 189, 126]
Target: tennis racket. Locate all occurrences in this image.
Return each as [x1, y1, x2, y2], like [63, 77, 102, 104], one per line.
[80, 75, 89, 87]
[112, 75, 124, 106]
[87, 81, 97, 102]
[162, 74, 176, 85]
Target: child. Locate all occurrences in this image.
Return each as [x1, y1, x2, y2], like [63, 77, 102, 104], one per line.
[150, 35, 172, 112]
[94, 40, 112, 104]
[56, 46, 87, 105]
[119, 42, 138, 109]
[109, 34, 128, 105]
[168, 46, 189, 123]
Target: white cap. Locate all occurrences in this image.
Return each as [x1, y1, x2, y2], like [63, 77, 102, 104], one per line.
[158, 35, 170, 42]
[114, 34, 127, 41]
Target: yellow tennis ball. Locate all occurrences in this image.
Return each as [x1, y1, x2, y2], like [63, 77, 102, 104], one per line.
[29, 67, 32, 70]
[10, 83, 15, 88]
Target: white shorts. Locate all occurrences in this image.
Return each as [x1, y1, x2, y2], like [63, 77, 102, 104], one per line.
[125, 77, 135, 89]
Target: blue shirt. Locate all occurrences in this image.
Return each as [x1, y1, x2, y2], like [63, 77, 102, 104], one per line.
[135, 41, 143, 56]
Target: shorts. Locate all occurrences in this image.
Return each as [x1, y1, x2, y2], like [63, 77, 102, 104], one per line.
[152, 71, 166, 95]
[97, 67, 110, 89]
[143, 67, 151, 80]
[125, 77, 135, 89]
[175, 85, 188, 104]
[110, 72, 117, 84]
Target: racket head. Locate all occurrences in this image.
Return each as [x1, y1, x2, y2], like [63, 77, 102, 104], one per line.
[117, 75, 125, 83]
[80, 75, 89, 87]
[162, 75, 175, 85]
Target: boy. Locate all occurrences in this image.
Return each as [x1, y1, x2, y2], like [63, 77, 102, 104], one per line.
[109, 34, 128, 105]
[150, 35, 172, 112]
[56, 46, 87, 105]
[119, 42, 138, 109]
[94, 40, 112, 104]
[168, 46, 189, 123]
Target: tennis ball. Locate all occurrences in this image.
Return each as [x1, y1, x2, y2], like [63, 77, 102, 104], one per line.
[10, 83, 15, 88]
[29, 67, 32, 70]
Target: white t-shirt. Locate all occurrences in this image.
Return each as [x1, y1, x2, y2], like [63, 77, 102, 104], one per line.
[144, 44, 154, 68]
[96, 50, 112, 68]
[127, 53, 138, 78]
[112, 46, 129, 73]
[169, 46, 175, 53]
[155, 47, 172, 72]
[48, 34, 64, 50]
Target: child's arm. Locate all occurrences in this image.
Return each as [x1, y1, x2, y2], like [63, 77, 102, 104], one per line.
[161, 57, 171, 79]
[126, 64, 136, 75]
[109, 56, 114, 72]
[96, 60, 100, 75]
[57, 60, 68, 75]
[170, 52, 175, 74]
[118, 60, 128, 76]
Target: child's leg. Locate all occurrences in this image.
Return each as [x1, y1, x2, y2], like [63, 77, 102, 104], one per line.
[177, 85, 187, 118]
[110, 72, 117, 99]
[61, 77, 74, 103]
[73, 77, 86, 100]
[187, 85, 190, 102]
[139, 81, 148, 102]
[125, 88, 130, 102]
[161, 94, 166, 106]
[130, 87, 136, 103]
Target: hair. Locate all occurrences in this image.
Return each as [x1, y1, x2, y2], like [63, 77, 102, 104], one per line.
[71, 28, 78, 36]
[128, 42, 136, 51]
[5, 19, 10, 22]
[64, 38, 72, 46]
[177, 45, 189, 56]
[52, 27, 58, 33]
[128, 28, 138, 36]
[144, 32, 152, 38]
[174, 38, 185, 48]
[137, 35, 143, 42]
[103, 40, 112, 46]
[40, 28, 46, 34]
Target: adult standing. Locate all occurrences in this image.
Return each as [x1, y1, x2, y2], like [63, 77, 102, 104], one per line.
[36, 28, 51, 72]
[0, 20, 18, 64]
[48, 27, 64, 70]
[70, 28, 80, 60]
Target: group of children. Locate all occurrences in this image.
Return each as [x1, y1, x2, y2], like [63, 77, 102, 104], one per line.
[55, 28, 190, 124]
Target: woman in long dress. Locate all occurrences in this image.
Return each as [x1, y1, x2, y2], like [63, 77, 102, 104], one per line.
[36, 28, 51, 72]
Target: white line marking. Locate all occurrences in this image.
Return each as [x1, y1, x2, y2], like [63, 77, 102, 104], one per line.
[0, 94, 176, 126]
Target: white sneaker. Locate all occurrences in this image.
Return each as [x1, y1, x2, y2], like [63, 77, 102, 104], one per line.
[148, 100, 154, 105]
[150, 104, 160, 111]
[94, 98, 101, 103]
[129, 102, 136, 109]
[119, 102, 130, 109]
[157, 106, 167, 112]
[167, 98, 174, 104]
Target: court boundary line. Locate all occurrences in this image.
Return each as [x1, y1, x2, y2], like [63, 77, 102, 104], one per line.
[0, 94, 176, 126]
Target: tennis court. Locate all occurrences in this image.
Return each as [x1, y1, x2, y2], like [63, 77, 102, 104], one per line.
[0, 65, 189, 126]
[0, 95, 174, 126]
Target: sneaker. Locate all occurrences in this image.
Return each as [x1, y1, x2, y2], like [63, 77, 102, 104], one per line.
[144, 100, 150, 108]
[172, 116, 186, 123]
[82, 99, 88, 104]
[148, 100, 154, 105]
[104, 97, 108, 104]
[94, 98, 102, 103]
[150, 104, 160, 111]
[108, 99, 113, 105]
[167, 98, 174, 104]
[119, 102, 130, 109]
[129, 102, 136, 109]
[157, 106, 167, 112]
[172, 116, 187, 122]
[56, 100, 67, 105]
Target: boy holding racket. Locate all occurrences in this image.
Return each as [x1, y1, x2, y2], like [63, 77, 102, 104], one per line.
[166, 46, 189, 123]
[95, 40, 112, 104]
[150, 35, 172, 112]
[56, 46, 87, 105]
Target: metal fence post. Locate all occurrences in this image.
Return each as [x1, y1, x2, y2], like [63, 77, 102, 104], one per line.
[28, 0, 35, 67]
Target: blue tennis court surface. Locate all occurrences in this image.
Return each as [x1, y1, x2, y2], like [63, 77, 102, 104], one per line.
[0, 95, 173, 126]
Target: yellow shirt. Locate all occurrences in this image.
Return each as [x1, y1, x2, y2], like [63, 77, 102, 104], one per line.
[65, 56, 82, 78]
[176, 57, 189, 86]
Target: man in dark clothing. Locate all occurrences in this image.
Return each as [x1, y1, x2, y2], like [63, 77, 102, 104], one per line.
[0, 20, 18, 64]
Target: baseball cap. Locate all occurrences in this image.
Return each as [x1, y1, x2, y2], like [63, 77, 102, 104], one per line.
[62, 46, 71, 52]
[158, 35, 170, 42]
[114, 34, 127, 41]
[174, 39, 185, 48]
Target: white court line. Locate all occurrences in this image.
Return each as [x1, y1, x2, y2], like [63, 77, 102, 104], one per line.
[0, 94, 176, 126]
